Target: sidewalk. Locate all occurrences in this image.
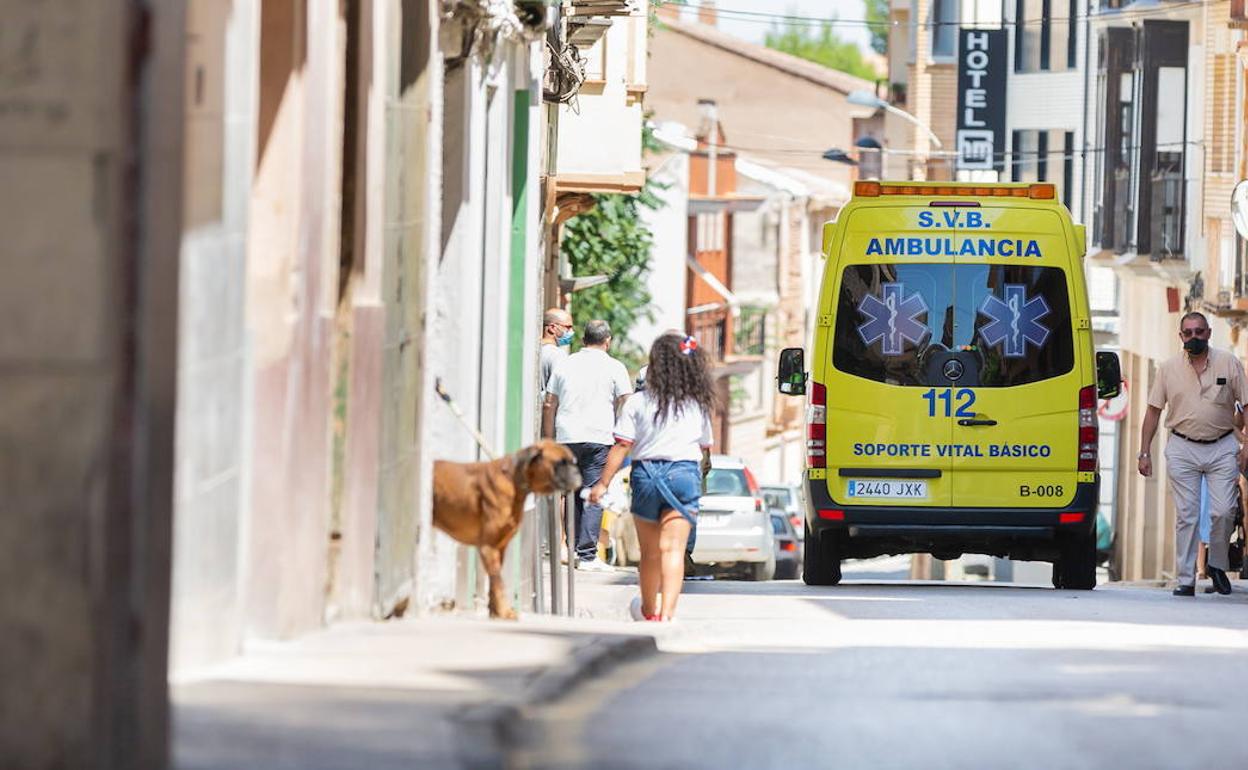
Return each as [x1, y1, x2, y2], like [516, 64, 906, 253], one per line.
[172, 571, 651, 770]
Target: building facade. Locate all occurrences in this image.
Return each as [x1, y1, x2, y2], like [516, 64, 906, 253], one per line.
[166, 0, 610, 674]
[1090, 0, 1248, 581]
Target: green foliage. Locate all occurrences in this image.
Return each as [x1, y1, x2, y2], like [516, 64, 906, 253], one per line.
[764, 12, 879, 82]
[863, 0, 889, 56]
[561, 182, 663, 372]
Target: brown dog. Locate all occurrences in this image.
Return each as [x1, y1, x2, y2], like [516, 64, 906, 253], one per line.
[432, 440, 582, 619]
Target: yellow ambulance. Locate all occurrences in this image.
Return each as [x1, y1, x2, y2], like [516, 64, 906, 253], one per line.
[777, 181, 1121, 590]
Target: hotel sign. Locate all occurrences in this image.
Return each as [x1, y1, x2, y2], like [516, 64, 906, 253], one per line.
[955, 28, 1008, 172]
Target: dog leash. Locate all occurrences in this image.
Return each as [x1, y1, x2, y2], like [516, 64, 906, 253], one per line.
[434, 378, 498, 461]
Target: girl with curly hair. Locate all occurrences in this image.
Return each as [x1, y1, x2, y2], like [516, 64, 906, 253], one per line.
[589, 333, 717, 621]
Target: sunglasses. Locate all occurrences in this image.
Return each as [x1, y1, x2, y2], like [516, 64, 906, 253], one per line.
[1180, 328, 1210, 339]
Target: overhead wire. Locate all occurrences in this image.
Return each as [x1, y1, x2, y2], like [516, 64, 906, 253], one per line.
[688, 139, 1207, 163]
[663, 0, 1226, 29]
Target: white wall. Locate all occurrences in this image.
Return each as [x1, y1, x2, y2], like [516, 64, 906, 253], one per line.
[427, 41, 545, 610]
[633, 153, 690, 351]
[170, 0, 259, 674]
[555, 11, 646, 180]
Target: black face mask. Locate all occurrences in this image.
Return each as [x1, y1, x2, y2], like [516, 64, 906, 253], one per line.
[1184, 337, 1209, 355]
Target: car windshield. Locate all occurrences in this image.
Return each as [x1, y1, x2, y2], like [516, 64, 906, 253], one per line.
[832, 263, 1074, 388]
[770, 515, 788, 535]
[762, 489, 792, 509]
[705, 468, 750, 496]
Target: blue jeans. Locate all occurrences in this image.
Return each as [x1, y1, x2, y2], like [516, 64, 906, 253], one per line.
[565, 442, 610, 561]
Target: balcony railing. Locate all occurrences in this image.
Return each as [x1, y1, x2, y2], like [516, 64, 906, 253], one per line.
[689, 309, 727, 363]
[1149, 171, 1184, 260]
[734, 306, 767, 357]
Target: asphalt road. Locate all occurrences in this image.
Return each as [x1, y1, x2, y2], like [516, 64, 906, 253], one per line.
[511, 567, 1248, 770]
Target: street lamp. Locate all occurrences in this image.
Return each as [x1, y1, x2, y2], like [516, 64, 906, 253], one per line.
[822, 148, 857, 166]
[846, 90, 943, 150]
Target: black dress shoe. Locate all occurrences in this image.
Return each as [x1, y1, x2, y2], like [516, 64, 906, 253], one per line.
[1173, 585, 1196, 596]
[1208, 566, 1233, 595]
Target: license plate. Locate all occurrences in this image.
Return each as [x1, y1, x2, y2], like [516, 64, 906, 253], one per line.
[846, 480, 927, 499]
[698, 512, 729, 528]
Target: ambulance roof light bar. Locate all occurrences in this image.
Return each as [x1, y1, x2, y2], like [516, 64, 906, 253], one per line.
[853, 182, 1057, 200]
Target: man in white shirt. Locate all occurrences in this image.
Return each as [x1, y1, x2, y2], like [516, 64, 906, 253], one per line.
[543, 320, 633, 569]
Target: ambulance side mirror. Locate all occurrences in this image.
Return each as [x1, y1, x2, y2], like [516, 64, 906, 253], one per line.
[777, 348, 807, 396]
[1096, 351, 1122, 400]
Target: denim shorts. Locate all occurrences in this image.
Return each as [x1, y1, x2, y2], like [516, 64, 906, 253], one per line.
[630, 460, 701, 524]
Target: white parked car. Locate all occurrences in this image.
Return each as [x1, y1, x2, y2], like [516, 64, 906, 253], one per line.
[690, 455, 776, 581]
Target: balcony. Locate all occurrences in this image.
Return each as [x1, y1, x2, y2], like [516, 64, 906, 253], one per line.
[688, 306, 768, 366]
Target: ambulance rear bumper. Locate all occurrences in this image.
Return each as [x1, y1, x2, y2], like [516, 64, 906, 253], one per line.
[803, 475, 1099, 560]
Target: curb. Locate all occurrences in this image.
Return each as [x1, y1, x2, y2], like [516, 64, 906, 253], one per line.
[453, 631, 659, 769]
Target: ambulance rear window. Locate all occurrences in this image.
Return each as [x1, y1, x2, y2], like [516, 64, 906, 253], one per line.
[832, 264, 1075, 388]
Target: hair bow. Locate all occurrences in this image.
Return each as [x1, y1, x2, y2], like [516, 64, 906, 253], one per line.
[679, 336, 699, 356]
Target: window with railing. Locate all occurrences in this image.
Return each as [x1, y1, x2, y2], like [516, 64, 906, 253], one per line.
[688, 308, 727, 363]
[1092, 21, 1187, 259]
[734, 306, 767, 357]
[1149, 167, 1184, 260]
[1093, 28, 1134, 252]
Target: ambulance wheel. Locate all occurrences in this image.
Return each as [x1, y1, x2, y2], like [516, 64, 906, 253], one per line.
[803, 525, 842, 586]
[1055, 530, 1097, 590]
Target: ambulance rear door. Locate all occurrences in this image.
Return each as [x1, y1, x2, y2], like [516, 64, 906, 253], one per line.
[822, 205, 956, 509]
[947, 206, 1084, 509]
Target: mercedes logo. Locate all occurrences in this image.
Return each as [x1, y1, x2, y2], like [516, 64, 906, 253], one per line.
[943, 359, 964, 381]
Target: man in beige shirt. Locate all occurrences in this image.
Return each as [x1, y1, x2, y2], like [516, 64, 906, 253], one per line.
[1139, 311, 1248, 596]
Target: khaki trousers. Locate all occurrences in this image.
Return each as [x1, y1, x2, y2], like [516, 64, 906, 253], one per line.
[1164, 432, 1239, 586]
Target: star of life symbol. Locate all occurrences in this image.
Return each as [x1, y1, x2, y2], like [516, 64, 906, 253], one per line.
[979, 284, 1051, 358]
[857, 283, 930, 356]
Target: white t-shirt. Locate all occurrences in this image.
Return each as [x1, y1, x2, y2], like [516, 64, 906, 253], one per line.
[613, 391, 713, 462]
[548, 348, 633, 445]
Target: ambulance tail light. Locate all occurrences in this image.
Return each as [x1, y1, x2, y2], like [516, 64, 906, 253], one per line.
[1078, 385, 1098, 472]
[807, 382, 827, 469]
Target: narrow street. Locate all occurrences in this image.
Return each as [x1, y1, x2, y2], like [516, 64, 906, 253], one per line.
[515, 568, 1248, 769]
[14, 1, 1248, 767]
